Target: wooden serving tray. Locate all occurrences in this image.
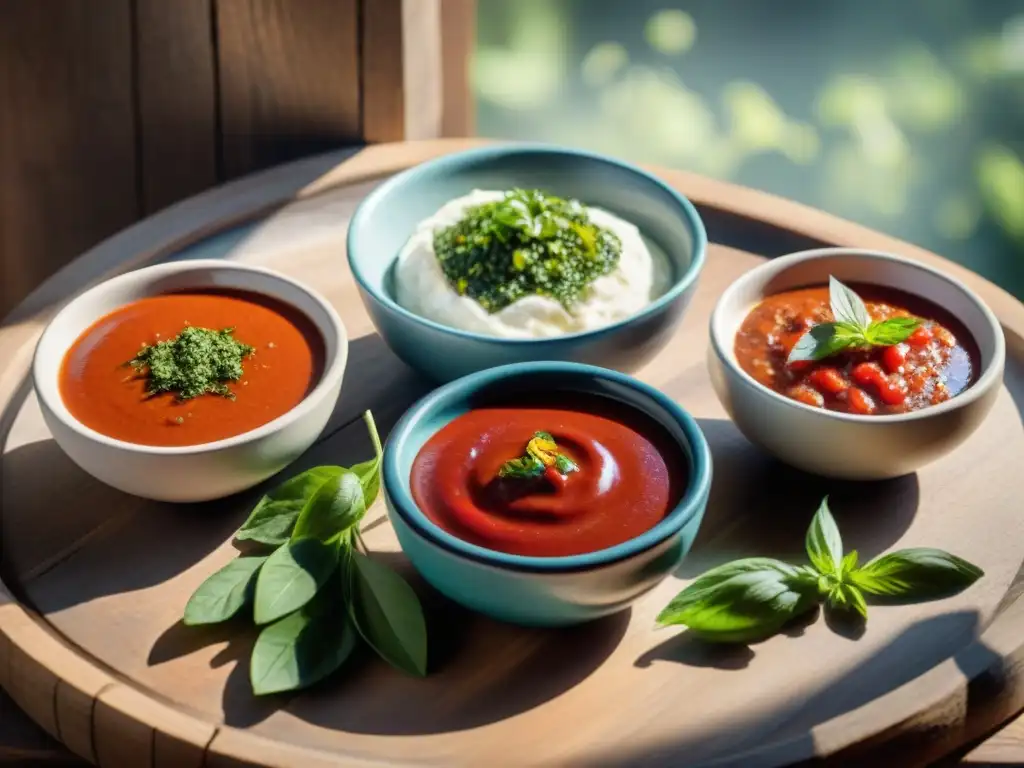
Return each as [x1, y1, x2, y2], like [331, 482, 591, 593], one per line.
[2, 140, 1024, 768]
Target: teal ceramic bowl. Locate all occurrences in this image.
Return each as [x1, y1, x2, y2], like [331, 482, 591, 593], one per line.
[347, 145, 707, 382]
[382, 362, 712, 627]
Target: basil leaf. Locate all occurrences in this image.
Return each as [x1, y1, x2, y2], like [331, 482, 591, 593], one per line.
[849, 548, 984, 600]
[350, 457, 381, 507]
[840, 550, 859, 578]
[656, 558, 818, 643]
[828, 582, 867, 618]
[250, 580, 356, 695]
[864, 317, 920, 346]
[291, 472, 366, 544]
[787, 323, 864, 364]
[254, 539, 338, 625]
[348, 550, 427, 675]
[806, 497, 843, 577]
[830, 275, 871, 329]
[236, 466, 344, 546]
[184, 555, 267, 626]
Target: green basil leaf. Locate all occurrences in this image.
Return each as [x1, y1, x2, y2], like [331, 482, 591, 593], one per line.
[254, 539, 338, 625]
[656, 558, 818, 643]
[829, 275, 871, 329]
[184, 555, 267, 626]
[350, 457, 381, 507]
[348, 550, 427, 675]
[250, 580, 356, 695]
[849, 548, 984, 600]
[864, 316, 920, 346]
[787, 323, 864, 364]
[840, 549, 859, 578]
[806, 497, 843, 577]
[828, 582, 867, 618]
[291, 472, 366, 544]
[235, 466, 344, 546]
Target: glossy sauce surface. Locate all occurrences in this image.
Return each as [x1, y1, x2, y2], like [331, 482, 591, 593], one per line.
[60, 291, 324, 446]
[735, 284, 979, 415]
[410, 395, 688, 557]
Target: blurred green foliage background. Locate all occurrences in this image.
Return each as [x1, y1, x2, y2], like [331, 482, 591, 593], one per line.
[474, 0, 1024, 298]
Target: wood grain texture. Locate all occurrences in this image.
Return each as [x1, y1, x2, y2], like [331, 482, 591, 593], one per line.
[216, 0, 361, 179]
[1, 142, 1024, 767]
[135, 0, 218, 214]
[360, 0, 448, 142]
[440, 0, 476, 137]
[0, 0, 139, 319]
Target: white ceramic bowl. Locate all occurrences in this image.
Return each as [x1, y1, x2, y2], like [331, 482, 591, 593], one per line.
[708, 248, 1005, 479]
[32, 260, 348, 502]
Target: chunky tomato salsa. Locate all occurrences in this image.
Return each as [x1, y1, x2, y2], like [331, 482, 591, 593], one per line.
[735, 284, 979, 415]
[410, 394, 687, 557]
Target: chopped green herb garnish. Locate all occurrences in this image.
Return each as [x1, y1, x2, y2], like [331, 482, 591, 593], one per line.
[433, 189, 622, 313]
[499, 431, 579, 480]
[127, 326, 255, 401]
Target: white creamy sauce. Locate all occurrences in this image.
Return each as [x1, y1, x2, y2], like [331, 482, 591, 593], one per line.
[394, 190, 670, 338]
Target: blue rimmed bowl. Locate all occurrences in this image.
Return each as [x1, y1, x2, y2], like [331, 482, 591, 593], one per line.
[382, 362, 712, 627]
[347, 144, 707, 383]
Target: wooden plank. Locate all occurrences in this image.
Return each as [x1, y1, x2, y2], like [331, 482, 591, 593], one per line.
[215, 0, 361, 179]
[440, 0, 476, 137]
[0, 0, 138, 318]
[135, 0, 218, 214]
[360, 0, 405, 143]
[362, 0, 463, 142]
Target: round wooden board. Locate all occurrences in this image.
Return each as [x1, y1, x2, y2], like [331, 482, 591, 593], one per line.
[2, 140, 1024, 768]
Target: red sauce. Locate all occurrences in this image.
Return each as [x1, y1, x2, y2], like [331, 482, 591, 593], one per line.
[734, 284, 979, 415]
[60, 290, 324, 446]
[410, 395, 688, 557]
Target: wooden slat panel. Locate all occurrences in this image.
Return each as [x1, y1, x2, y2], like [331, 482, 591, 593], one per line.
[440, 0, 476, 137]
[360, 0, 404, 143]
[0, 0, 138, 318]
[135, 0, 218, 214]
[215, 0, 361, 179]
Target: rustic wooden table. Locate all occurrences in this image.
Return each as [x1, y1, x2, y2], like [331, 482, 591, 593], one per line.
[2, 141, 1023, 767]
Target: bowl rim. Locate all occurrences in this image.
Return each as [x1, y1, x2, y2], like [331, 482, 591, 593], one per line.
[31, 259, 349, 455]
[382, 361, 713, 573]
[709, 247, 1007, 423]
[346, 142, 708, 344]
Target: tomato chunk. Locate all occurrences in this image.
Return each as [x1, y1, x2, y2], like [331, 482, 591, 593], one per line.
[876, 380, 906, 406]
[852, 362, 884, 388]
[847, 387, 875, 414]
[906, 325, 932, 348]
[808, 367, 848, 395]
[882, 344, 906, 373]
[789, 385, 824, 408]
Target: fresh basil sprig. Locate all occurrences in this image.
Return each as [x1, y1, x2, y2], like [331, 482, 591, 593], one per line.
[787, 277, 921, 364]
[657, 496, 983, 642]
[184, 410, 428, 695]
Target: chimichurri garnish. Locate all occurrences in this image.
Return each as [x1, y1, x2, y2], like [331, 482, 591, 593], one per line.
[433, 189, 622, 313]
[127, 326, 255, 400]
[498, 431, 579, 482]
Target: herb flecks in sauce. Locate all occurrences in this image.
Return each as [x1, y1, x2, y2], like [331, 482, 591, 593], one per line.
[498, 430, 579, 481]
[433, 189, 622, 313]
[128, 325, 255, 400]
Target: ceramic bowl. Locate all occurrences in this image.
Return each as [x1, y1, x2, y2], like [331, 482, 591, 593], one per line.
[382, 361, 712, 627]
[708, 248, 1005, 479]
[347, 144, 707, 383]
[32, 260, 348, 502]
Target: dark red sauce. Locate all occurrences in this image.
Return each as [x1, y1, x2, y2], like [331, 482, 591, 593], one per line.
[734, 284, 980, 415]
[409, 395, 688, 557]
